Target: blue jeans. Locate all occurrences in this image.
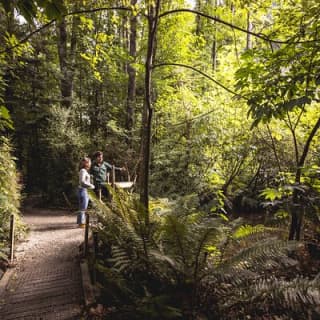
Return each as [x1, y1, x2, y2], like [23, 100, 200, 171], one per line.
[77, 187, 89, 224]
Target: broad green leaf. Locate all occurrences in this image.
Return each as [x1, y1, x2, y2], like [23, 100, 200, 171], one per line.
[260, 188, 283, 201]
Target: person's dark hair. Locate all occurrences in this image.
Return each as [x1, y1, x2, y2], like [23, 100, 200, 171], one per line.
[93, 151, 103, 159]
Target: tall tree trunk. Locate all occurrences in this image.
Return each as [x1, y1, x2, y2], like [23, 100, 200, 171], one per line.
[211, 0, 217, 71]
[56, 15, 78, 109]
[56, 17, 69, 108]
[126, 0, 137, 140]
[139, 0, 161, 213]
[195, 0, 202, 35]
[212, 32, 217, 71]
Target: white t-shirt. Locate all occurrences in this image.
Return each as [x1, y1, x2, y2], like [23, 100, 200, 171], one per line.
[79, 168, 95, 189]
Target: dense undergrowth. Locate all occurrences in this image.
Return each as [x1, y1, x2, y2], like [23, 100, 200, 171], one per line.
[0, 137, 25, 271]
[87, 189, 320, 320]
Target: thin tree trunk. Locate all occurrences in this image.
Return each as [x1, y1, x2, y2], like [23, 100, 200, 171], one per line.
[266, 124, 282, 171]
[195, 0, 202, 35]
[56, 17, 69, 108]
[56, 15, 78, 109]
[139, 0, 161, 213]
[126, 0, 137, 139]
[212, 0, 217, 71]
[289, 116, 320, 240]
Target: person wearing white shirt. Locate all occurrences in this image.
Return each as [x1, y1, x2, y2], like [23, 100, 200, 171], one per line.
[77, 157, 95, 227]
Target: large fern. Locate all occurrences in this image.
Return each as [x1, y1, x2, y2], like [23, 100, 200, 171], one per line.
[90, 191, 320, 319]
[199, 236, 320, 319]
[211, 274, 320, 320]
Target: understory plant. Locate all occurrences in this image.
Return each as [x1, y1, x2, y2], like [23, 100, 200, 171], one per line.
[0, 137, 25, 263]
[42, 105, 89, 205]
[90, 189, 320, 320]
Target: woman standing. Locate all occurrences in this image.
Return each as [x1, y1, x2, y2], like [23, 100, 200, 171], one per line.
[78, 157, 95, 227]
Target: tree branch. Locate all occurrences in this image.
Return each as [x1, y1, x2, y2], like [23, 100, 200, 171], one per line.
[298, 116, 320, 169]
[152, 62, 248, 127]
[3, 5, 318, 55]
[0, 20, 56, 54]
[152, 62, 244, 98]
[159, 9, 319, 45]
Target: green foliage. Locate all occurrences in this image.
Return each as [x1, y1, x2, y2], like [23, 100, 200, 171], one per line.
[211, 273, 320, 320]
[235, 0, 320, 128]
[260, 187, 285, 201]
[0, 137, 21, 224]
[0, 137, 25, 259]
[89, 190, 319, 319]
[42, 105, 89, 203]
[0, 2, 320, 317]
[0, 105, 13, 131]
[0, 0, 66, 22]
[235, 45, 319, 127]
[90, 190, 185, 318]
[233, 224, 277, 239]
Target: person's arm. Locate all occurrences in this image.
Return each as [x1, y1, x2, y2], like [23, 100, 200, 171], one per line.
[104, 161, 113, 170]
[105, 161, 125, 171]
[79, 169, 95, 189]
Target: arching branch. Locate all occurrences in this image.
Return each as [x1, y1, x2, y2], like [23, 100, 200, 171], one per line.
[2, 5, 318, 55]
[167, 108, 221, 127]
[159, 9, 319, 45]
[152, 62, 246, 98]
[152, 62, 248, 127]
[0, 20, 56, 54]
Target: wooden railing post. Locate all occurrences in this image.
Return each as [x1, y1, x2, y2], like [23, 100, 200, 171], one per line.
[9, 214, 15, 263]
[84, 213, 90, 257]
[112, 165, 116, 189]
[92, 231, 98, 284]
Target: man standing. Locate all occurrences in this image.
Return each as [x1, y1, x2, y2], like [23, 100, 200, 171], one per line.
[90, 150, 124, 201]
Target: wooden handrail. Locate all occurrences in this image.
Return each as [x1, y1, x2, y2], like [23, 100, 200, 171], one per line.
[9, 214, 15, 263]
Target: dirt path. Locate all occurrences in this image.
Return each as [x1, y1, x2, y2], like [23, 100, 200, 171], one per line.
[0, 207, 85, 320]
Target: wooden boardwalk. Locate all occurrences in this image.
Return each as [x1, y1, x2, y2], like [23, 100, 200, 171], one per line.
[0, 208, 85, 320]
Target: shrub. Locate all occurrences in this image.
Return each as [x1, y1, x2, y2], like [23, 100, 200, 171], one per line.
[0, 136, 24, 262]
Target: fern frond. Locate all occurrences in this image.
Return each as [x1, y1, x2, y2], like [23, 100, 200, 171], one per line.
[221, 275, 320, 319]
[95, 261, 136, 303]
[219, 239, 298, 271]
[200, 270, 320, 320]
[233, 224, 279, 239]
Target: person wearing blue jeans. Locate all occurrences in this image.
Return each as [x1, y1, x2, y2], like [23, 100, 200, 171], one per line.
[77, 157, 95, 227]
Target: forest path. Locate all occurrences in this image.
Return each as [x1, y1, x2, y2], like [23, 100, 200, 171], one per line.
[0, 207, 85, 320]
